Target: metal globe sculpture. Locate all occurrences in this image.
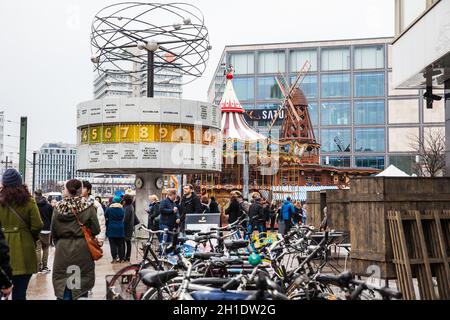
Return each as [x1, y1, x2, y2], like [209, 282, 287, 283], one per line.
[90, 2, 211, 93]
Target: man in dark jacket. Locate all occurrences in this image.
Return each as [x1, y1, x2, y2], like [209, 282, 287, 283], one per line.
[247, 196, 266, 240]
[179, 184, 202, 232]
[34, 190, 53, 273]
[0, 222, 13, 298]
[123, 194, 139, 262]
[159, 189, 180, 246]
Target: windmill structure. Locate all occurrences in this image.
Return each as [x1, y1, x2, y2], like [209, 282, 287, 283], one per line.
[269, 61, 320, 164]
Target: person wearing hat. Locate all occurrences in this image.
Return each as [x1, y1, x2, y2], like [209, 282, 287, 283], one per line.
[0, 168, 43, 300]
[105, 195, 125, 263]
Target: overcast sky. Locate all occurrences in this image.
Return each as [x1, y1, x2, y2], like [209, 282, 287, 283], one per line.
[0, 0, 394, 163]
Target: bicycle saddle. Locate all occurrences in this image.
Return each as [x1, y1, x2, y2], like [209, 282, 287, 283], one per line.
[140, 270, 179, 288]
[224, 240, 249, 250]
[192, 252, 222, 260]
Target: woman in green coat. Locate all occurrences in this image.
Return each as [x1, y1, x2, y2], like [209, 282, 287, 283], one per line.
[51, 179, 100, 300]
[0, 169, 43, 300]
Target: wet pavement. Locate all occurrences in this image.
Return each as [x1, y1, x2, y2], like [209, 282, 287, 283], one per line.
[27, 240, 141, 300]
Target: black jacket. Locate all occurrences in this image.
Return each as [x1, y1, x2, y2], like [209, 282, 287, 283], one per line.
[148, 202, 160, 230]
[36, 196, 53, 231]
[209, 200, 220, 214]
[225, 199, 241, 224]
[123, 204, 139, 240]
[248, 201, 265, 224]
[159, 198, 180, 227]
[180, 193, 202, 222]
[0, 223, 13, 290]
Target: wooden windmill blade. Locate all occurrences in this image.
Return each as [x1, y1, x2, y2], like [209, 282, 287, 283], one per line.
[289, 60, 311, 97]
[276, 75, 301, 123]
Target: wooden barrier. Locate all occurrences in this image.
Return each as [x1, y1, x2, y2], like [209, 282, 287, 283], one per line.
[326, 189, 350, 235]
[306, 191, 323, 228]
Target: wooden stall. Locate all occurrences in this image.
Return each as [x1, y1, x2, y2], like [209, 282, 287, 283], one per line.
[348, 177, 450, 279]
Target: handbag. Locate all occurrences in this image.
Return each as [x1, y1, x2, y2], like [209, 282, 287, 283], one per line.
[72, 208, 103, 261]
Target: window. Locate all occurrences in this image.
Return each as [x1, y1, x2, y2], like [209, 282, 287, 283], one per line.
[354, 72, 384, 97]
[389, 155, 416, 175]
[354, 46, 384, 69]
[354, 128, 385, 152]
[354, 100, 385, 125]
[321, 73, 350, 98]
[355, 156, 385, 169]
[320, 129, 351, 153]
[321, 156, 351, 167]
[321, 101, 351, 126]
[308, 103, 318, 126]
[291, 75, 317, 99]
[232, 77, 254, 101]
[254, 103, 279, 110]
[258, 51, 285, 73]
[257, 77, 282, 100]
[290, 49, 317, 72]
[229, 52, 254, 74]
[321, 47, 350, 71]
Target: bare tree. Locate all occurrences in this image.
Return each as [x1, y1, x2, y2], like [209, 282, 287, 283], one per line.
[410, 128, 446, 177]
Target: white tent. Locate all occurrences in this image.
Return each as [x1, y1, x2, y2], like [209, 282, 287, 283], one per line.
[376, 165, 410, 177]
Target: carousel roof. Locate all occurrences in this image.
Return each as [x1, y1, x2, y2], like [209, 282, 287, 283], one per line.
[220, 72, 266, 142]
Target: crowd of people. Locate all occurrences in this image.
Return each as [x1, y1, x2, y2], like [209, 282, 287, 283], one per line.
[0, 168, 308, 300]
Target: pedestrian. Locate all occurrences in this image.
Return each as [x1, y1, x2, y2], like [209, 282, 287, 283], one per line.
[0, 221, 13, 299]
[224, 192, 241, 224]
[209, 196, 220, 213]
[179, 184, 202, 232]
[279, 197, 295, 235]
[261, 197, 270, 234]
[247, 193, 266, 240]
[301, 202, 308, 225]
[81, 181, 106, 247]
[51, 179, 100, 300]
[146, 195, 160, 231]
[123, 194, 139, 262]
[236, 192, 250, 215]
[95, 196, 106, 213]
[158, 189, 180, 247]
[269, 200, 278, 233]
[293, 201, 303, 225]
[200, 195, 210, 213]
[105, 196, 125, 263]
[0, 169, 43, 300]
[34, 189, 53, 273]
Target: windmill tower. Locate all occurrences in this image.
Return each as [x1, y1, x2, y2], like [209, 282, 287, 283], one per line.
[269, 61, 320, 164]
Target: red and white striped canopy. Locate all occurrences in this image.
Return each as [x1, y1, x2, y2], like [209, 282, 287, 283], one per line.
[220, 73, 266, 142]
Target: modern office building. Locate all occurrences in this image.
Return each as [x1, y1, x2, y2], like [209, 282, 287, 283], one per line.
[0, 110, 4, 161]
[93, 55, 183, 99]
[208, 37, 446, 174]
[36, 143, 91, 192]
[392, 0, 449, 175]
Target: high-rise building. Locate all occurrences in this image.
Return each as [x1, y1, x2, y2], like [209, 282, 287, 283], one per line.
[208, 37, 446, 174]
[0, 111, 4, 161]
[36, 143, 91, 192]
[93, 55, 183, 100]
[392, 0, 449, 175]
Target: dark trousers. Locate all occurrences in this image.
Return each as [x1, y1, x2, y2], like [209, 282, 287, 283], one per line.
[11, 274, 32, 300]
[125, 239, 132, 260]
[270, 215, 276, 232]
[283, 220, 293, 235]
[109, 238, 125, 261]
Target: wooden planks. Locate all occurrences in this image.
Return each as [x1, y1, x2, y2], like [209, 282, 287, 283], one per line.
[387, 210, 450, 300]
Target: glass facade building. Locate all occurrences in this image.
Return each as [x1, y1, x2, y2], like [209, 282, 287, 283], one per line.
[208, 37, 446, 173]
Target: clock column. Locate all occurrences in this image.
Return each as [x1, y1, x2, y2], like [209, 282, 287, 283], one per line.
[134, 172, 161, 238]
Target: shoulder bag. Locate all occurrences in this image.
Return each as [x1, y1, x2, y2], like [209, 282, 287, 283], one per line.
[72, 208, 103, 261]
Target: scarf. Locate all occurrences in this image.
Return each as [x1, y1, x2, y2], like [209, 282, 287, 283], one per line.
[56, 196, 91, 215]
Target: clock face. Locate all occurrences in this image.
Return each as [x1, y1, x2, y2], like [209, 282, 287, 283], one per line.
[155, 177, 164, 189]
[135, 177, 144, 189]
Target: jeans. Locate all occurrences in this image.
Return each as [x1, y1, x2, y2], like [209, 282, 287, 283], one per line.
[11, 274, 32, 300]
[36, 232, 51, 269]
[109, 238, 125, 261]
[302, 215, 307, 225]
[124, 239, 132, 261]
[246, 223, 266, 240]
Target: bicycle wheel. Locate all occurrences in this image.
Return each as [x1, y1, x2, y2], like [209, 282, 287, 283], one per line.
[108, 261, 171, 300]
[141, 280, 182, 300]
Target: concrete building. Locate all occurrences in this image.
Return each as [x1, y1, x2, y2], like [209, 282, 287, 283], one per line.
[208, 37, 446, 174]
[93, 55, 183, 100]
[36, 143, 91, 192]
[392, 0, 450, 175]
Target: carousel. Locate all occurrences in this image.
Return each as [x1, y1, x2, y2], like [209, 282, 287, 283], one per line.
[189, 66, 378, 212]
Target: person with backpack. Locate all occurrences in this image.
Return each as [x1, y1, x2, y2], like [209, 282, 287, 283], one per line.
[279, 197, 295, 235]
[0, 169, 43, 300]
